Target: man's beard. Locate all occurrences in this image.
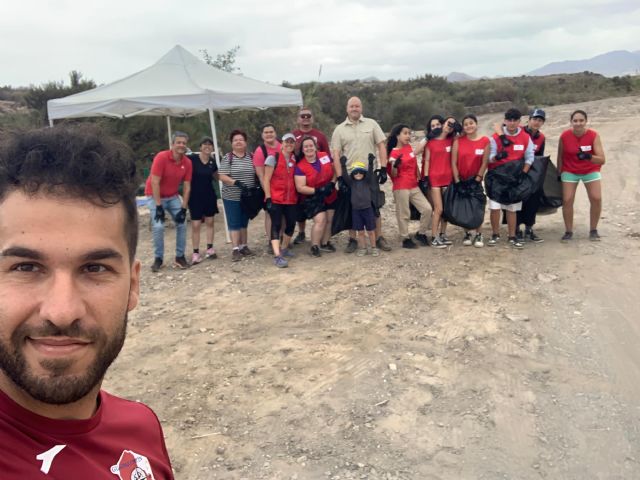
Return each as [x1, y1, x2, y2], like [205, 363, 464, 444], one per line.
[0, 316, 127, 405]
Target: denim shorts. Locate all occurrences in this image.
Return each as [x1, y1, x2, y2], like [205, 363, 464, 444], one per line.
[223, 198, 249, 231]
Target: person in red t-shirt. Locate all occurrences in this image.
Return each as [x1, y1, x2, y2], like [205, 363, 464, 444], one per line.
[386, 124, 431, 248]
[0, 125, 174, 479]
[144, 131, 193, 271]
[557, 109, 606, 242]
[416, 115, 458, 248]
[452, 114, 489, 247]
[292, 107, 331, 246]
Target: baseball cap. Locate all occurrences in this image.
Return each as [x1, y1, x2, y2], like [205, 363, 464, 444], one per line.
[530, 108, 546, 120]
[350, 161, 367, 175]
[282, 133, 296, 142]
[199, 136, 214, 145]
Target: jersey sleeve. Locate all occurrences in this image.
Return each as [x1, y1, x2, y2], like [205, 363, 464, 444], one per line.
[264, 155, 277, 168]
[252, 147, 266, 167]
[183, 158, 193, 182]
[150, 154, 165, 177]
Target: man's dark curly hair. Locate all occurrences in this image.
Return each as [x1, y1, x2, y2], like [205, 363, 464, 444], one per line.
[0, 125, 139, 261]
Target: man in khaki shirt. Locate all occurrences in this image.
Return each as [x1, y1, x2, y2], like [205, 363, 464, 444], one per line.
[331, 96, 391, 252]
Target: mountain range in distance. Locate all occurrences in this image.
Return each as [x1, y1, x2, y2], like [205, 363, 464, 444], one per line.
[446, 50, 640, 82]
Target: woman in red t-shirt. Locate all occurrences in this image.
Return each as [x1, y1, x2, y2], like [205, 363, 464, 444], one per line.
[416, 115, 457, 248]
[386, 124, 430, 248]
[451, 114, 489, 247]
[557, 110, 606, 242]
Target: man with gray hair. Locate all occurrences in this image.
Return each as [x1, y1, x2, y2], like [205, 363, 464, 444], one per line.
[144, 131, 193, 271]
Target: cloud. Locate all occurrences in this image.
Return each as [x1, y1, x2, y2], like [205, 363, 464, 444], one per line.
[0, 0, 638, 87]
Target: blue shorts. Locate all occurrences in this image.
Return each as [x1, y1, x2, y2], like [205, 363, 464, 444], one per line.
[352, 207, 376, 232]
[223, 198, 249, 231]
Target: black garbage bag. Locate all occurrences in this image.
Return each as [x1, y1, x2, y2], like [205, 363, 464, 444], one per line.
[443, 179, 487, 229]
[303, 193, 326, 219]
[240, 186, 264, 220]
[539, 160, 563, 214]
[331, 190, 353, 235]
[485, 157, 546, 205]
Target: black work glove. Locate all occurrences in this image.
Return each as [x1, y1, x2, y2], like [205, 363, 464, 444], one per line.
[577, 151, 592, 161]
[338, 177, 349, 194]
[377, 168, 388, 185]
[419, 177, 429, 195]
[499, 134, 512, 147]
[393, 154, 403, 169]
[368, 153, 376, 168]
[175, 208, 187, 224]
[427, 128, 442, 140]
[452, 121, 463, 134]
[265, 197, 273, 213]
[340, 155, 348, 167]
[317, 182, 335, 197]
[520, 170, 529, 180]
[234, 180, 249, 192]
[557, 175, 562, 182]
[495, 150, 508, 161]
[154, 205, 166, 223]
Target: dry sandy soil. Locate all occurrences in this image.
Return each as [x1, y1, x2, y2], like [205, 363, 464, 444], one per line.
[105, 96, 640, 480]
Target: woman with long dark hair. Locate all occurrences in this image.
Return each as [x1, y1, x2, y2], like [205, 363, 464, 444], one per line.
[557, 110, 606, 241]
[417, 115, 457, 248]
[386, 124, 430, 248]
[451, 114, 489, 247]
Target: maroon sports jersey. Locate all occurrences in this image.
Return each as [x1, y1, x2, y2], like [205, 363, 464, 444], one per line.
[0, 389, 174, 479]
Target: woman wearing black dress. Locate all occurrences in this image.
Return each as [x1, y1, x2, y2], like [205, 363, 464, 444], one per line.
[188, 137, 219, 264]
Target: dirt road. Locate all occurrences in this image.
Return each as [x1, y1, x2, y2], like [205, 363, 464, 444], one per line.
[105, 95, 640, 479]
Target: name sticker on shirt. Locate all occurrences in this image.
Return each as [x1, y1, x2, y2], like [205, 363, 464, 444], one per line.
[288, 162, 294, 168]
[409, 152, 415, 158]
[580, 145, 593, 152]
[475, 149, 484, 155]
[445, 146, 452, 153]
[513, 144, 524, 151]
[319, 155, 331, 165]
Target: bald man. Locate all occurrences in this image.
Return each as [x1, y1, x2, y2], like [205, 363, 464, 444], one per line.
[331, 97, 391, 252]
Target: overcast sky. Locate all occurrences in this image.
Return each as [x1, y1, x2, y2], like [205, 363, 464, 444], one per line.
[1, 0, 638, 88]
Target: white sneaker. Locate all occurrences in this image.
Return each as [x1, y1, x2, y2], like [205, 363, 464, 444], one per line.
[473, 233, 484, 248]
[462, 232, 473, 246]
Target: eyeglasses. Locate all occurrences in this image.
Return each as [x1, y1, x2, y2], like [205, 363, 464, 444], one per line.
[299, 114, 312, 119]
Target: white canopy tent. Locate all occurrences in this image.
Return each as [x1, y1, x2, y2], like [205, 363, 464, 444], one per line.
[47, 45, 303, 241]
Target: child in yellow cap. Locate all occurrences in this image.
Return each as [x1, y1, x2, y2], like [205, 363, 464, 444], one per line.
[339, 156, 379, 256]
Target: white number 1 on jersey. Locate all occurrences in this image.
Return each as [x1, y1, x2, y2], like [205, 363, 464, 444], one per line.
[36, 445, 66, 475]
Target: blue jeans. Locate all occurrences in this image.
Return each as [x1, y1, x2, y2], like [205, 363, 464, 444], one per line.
[147, 196, 186, 259]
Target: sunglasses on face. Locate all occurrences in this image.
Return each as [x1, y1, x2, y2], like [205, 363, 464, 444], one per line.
[299, 114, 312, 119]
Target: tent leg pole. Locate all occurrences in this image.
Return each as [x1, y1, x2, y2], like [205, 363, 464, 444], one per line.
[166, 116, 172, 149]
[49, 119, 54, 128]
[209, 108, 231, 244]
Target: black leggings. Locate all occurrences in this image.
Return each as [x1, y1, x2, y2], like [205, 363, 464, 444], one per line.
[269, 203, 298, 240]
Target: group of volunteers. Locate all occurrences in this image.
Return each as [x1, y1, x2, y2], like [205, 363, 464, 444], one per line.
[145, 97, 605, 270]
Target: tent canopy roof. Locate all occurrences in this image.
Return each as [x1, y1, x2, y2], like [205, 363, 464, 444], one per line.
[47, 45, 303, 120]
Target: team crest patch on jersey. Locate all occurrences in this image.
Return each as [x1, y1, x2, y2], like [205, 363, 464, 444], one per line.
[111, 450, 155, 479]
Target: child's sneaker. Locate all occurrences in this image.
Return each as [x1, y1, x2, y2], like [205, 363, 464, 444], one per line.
[487, 234, 500, 247]
[370, 247, 380, 257]
[462, 232, 473, 246]
[356, 248, 367, 257]
[473, 233, 484, 248]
